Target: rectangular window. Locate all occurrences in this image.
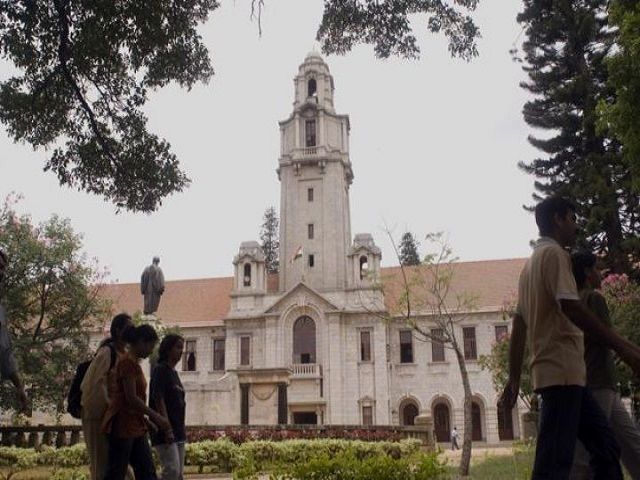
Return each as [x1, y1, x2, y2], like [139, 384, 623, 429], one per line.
[360, 330, 372, 362]
[308, 223, 314, 240]
[308, 254, 315, 268]
[213, 338, 225, 371]
[463, 327, 477, 360]
[278, 383, 288, 424]
[240, 384, 249, 425]
[399, 330, 413, 363]
[182, 340, 197, 371]
[431, 328, 445, 362]
[495, 325, 508, 342]
[305, 119, 316, 147]
[308, 188, 314, 202]
[362, 405, 373, 426]
[240, 336, 251, 366]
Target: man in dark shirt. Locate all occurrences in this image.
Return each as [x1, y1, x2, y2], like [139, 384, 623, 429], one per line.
[150, 335, 186, 480]
[570, 251, 640, 479]
[0, 249, 28, 412]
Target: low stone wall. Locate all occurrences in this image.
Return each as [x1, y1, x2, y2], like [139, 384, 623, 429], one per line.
[0, 422, 434, 448]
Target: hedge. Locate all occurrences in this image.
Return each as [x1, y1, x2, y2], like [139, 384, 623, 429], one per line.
[0, 438, 423, 476]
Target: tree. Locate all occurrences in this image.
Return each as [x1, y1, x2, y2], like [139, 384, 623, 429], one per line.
[384, 232, 476, 476]
[0, 195, 110, 414]
[260, 206, 279, 274]
[399, 231, 421, 266]
[517, 0, 640, 275]
[1, 1, 479, 212]
[598, 0, 640, 202]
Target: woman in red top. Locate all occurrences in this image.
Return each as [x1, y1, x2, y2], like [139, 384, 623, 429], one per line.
[102, 324, 170, 480]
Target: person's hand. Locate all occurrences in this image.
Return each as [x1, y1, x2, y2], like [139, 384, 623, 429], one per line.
[498, 378, 519, 411]
[625, 348, 640, 379]
[154, 415, 171, 432]
[145, 417, 159, 434]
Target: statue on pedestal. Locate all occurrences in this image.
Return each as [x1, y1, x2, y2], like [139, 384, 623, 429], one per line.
[141, 256, 165, 315]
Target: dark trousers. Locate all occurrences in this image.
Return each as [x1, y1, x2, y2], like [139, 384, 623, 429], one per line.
[532, 385, 622, 480]
[103, 433, 157, 480]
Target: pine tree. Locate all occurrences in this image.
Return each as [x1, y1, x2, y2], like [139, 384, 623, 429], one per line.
[260, 207, 279, 274]
[518, 0, 639, 274]
[399, 232, 421, 266]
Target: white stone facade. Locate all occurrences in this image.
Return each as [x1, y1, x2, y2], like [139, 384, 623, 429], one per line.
[132, 53, 523, 444]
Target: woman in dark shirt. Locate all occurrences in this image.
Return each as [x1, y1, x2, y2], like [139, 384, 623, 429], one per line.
[150, 334, 186, 480]
[102, 324, 170, 480]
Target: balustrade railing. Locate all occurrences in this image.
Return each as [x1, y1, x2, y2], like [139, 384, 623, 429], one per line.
[291, 363, 321, 377]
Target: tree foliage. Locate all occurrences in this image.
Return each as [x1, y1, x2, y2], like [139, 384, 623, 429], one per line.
[0, 195, 110, 413]
[1, 1, 479, 212]
[260, 206, 279, 274]
[517, 0, 640, 275]
[0, 0, 217, 212]
[599, 0, 640, 196]
[316, 0, 480, 60]
[601, 274, 640, 409]
[399, 231, 421, 266]
[479, 338, 535, 412]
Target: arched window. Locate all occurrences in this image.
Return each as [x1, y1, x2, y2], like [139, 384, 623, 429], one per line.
[243, 263, 251, 287]
[359, 255, 369, 280]
[293, 316, 316, 364]
[307, 78, 317, 97]
[401, 401, 419, 426]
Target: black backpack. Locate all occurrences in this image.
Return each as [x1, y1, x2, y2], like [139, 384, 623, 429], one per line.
[66, 342, 117, 419]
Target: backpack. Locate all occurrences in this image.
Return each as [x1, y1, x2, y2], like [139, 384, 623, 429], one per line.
[66, 341, 117, 419]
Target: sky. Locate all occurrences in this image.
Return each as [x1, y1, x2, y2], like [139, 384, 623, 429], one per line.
[0, 1, 539, 284]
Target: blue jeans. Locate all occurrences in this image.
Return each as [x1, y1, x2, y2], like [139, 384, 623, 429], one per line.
[103, 434, 157, 480]
[533, 385, 622, 480]
[155, 441, 186, 480]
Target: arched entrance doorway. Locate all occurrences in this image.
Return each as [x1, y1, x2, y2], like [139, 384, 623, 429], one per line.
[472, 402, 483, 441]
[401, 402, 419, 426]
[433, 403, 450, 442]
[293, 316, 316, 364]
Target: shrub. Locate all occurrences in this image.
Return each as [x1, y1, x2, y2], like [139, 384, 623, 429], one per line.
[266, 450, 447, 480]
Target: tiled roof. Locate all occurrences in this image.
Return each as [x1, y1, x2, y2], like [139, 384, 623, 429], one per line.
[100, 258, 526, 327]
[381, 258, 526, 314]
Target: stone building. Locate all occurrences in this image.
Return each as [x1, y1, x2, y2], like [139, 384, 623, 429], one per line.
[100, 53, 527, 444]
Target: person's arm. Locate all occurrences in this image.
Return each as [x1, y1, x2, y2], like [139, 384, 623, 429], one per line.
[122, 374, 171, 431]
[561, 299, 640, 375]
[0, 315, 28, 413]
[499, 313, 527, 410]
[8, 371, 28, 413]
[154, 397, 175, 442]
[150, 366, 175, 441]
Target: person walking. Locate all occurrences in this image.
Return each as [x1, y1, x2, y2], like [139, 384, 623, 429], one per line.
[102, 324, 170, 480]
[80, 313, 132, 480]
[0, 249, 28, 413]
[570, 251, 640, 479]
[499, 196, 640, 480]
[150, 334, 186, 480]
[451, 426, 460, 451]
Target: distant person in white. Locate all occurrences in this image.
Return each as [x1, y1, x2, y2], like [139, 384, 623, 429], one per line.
[451, 426, 460, 450]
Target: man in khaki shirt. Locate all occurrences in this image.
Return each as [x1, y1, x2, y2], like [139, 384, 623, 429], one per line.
[499, 196, 640, 480]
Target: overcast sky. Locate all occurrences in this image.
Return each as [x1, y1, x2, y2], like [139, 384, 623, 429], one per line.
[0, 1, 539, 284]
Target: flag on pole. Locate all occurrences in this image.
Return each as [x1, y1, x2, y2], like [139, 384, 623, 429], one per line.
[290, 245, 303, 263]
